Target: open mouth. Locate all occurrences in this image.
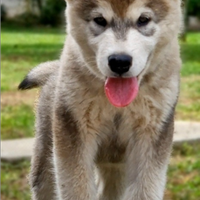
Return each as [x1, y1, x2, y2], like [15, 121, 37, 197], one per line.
[104, 77, 139, 108]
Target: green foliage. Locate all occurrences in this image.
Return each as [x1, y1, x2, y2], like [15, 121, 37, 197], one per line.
[167, 143, 200, 200]
[1, 24, 200, 200]
[1, 144, 200, 200]
[1, 25, 65, 91]
[188, 0, 200, 18]
[175, 32, 200, 121]
[1, 0, 65, 26]
[1, 105, 35, 139]
[10, 12, 40, 27]
[1, 26, 200, 140]
[40, 0, 66, 26]
[1, 25, 65, 139]
[180, 31, 200, 76]
[1, 161, 31, 200]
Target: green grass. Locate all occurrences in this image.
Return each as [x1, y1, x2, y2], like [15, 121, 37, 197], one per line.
[1, 25, 200, 200]
[1, 26, 65, 92]
[1, 144, 200, 200]
[1, 104, 35, 139]
[181, 32, 200, 76]
[176, 33, 200, 121]
[167, 143, 200, 200]
[1, 27, 200, 139]
[1, 25, 65, 140]
[1, 161, 31, 200]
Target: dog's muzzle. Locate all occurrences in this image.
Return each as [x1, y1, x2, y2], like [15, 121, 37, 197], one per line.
[108, 54, 132, 76]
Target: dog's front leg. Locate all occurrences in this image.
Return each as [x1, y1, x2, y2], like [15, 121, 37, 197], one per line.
[53, 106, 97, 200]
[123, 118, 174, 200]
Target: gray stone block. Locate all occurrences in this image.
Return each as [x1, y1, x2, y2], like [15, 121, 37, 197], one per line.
[1, 121, 200, 162]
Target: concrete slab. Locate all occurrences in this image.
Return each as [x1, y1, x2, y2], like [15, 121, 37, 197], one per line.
[1, 121, 200, 162]
[1, 138, 34, 162]
[173, 121, 200, 144]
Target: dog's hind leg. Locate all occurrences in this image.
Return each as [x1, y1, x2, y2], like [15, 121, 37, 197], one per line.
[29, 86, 56, 200]
[96, 164, 125, 200]
[30, 132, 56, 200]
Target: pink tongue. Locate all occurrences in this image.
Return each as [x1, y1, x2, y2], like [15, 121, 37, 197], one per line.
[105, 77, 138, 107]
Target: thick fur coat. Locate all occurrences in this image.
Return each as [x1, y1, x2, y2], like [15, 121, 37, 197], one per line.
[19, 0, 182, 199]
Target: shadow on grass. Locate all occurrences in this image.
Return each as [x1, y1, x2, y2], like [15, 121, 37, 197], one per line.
[180, 43, 200, 76]
[1, 44, 63, 62]
[1, 22, 66, 35]
[181, 44, 200, 62]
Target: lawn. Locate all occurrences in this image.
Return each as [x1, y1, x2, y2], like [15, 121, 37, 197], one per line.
[177, 33, 200, 121]
[1, 26, 200, 139]
[1, 24, 65, 139]
[1, 25, 200, 200]
[1, 144, 200, 200]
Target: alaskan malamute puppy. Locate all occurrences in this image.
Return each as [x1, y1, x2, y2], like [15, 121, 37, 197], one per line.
[19, 0, 182, 199]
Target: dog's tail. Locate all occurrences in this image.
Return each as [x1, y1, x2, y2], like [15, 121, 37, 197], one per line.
[18, 60, 60, 90]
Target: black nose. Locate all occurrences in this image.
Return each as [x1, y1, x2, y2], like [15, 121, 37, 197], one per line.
[108, 54, 132, 75]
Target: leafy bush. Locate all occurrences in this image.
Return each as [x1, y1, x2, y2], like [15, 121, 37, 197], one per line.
[40, 0, 65, 26]
[12, 12, 40, 26]
[187, 0, 200, 18]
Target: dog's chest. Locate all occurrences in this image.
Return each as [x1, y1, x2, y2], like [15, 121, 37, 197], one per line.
[72, 87, 163, 163]
[74, 101, 135, 162]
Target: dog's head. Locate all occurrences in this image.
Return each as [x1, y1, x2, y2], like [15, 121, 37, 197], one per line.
[65, 0, 182, 106]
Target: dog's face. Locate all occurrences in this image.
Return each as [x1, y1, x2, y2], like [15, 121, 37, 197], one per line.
[66, 0, 182, 81]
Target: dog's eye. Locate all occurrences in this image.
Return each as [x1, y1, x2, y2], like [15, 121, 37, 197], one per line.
[137, 16, 151, 27]
[93, 17, 107, 27]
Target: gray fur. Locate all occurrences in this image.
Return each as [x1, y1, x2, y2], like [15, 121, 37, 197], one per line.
[19, 0, 182, 199]
[18, 60, 60, 90]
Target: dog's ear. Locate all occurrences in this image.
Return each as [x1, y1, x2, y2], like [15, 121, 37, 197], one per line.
[18, 60, 60, 90]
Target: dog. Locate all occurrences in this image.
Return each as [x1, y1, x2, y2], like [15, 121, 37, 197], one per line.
[19, 0, 182, 199]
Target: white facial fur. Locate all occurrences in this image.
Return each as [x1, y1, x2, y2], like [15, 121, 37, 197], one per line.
[89, 6, 159, 78]
[66, 0, 181, 81]
[95, 27, 159, 78]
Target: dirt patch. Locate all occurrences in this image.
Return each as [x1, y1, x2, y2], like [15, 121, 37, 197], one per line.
[1, 90, 39, 107]
[181, 75, 200, 82]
